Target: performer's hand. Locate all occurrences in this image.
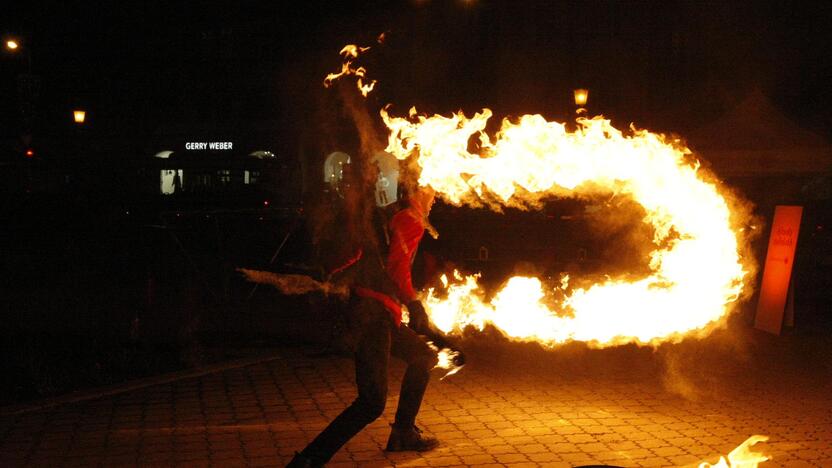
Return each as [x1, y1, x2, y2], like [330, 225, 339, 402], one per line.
[406, 300, 430, 334]
[406, 303, 466, 368]
[451, 349, 466, 367]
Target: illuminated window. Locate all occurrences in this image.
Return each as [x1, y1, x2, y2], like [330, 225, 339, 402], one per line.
[372, 151, 399, 207]
[218, 169, 231, 184]
[192, 173, 212, 189]
[160, 169, 184, 194]
[244, 170, 260, 184]
[324, 152, 351, 185]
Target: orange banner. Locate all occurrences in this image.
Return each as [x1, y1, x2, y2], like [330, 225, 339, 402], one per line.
[755, 205, 803, 335]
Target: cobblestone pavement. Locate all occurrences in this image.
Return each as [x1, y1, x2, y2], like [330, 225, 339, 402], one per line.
[1, 336, 830, 467]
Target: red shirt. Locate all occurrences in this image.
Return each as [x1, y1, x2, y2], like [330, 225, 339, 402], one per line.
[386, 206, 427, 302]
[326, 204, 428, 327]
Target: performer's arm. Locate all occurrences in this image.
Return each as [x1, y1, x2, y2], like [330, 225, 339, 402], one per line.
[386, 211, 423, 302]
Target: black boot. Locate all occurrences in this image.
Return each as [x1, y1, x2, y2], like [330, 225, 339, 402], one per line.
[385, 425, 439, 452]
[286, 452, 324, 468]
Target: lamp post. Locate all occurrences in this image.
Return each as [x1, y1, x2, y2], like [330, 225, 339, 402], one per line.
[5, 33, 39, 136]
[573, 88, 589, 116]
[4, 35, 32, 72]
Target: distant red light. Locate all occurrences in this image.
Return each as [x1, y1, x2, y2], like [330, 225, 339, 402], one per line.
[263, 200, 270, 206]
[25, 149, 34, 158]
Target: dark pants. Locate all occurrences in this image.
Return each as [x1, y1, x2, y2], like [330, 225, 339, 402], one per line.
[301, 297, 438, 464]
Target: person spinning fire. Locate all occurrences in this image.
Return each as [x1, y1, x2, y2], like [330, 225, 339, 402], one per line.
[288, 183, 453, 468]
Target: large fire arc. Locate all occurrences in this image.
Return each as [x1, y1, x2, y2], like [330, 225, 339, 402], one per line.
[382, 109, 753, 348]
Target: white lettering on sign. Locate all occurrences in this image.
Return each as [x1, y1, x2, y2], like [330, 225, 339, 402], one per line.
[185, 142, 233, 150]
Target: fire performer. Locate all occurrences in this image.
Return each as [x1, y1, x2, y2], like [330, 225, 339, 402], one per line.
[288, 185, 447, 468]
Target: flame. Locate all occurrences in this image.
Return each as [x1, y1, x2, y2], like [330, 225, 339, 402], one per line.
[699, 435, 770, 467]
[382, 108, 751, 347]
[324, 43, 377, 97]
[430, 342, 464, 380]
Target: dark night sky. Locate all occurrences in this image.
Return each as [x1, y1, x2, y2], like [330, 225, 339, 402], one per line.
[3, 1, 832, 155]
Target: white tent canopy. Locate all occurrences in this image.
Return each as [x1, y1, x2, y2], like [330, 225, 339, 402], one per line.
[687, 88, 832, 177]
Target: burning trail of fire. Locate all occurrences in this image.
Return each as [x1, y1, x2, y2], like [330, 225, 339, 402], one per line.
[237, 269, 349, 298]
[698, 435, 770, 467]
[324, 42, 377, 97]
[381, 108, 752, 347]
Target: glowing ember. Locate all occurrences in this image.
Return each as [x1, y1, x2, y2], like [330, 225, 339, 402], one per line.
[382, 108, 752, 347]
[699, 435, 770, 467]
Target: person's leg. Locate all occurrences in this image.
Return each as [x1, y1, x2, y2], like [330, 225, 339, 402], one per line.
[297, 300, 391, 464]
[385, 325, 439, 451]
[391, 324, 439, 427]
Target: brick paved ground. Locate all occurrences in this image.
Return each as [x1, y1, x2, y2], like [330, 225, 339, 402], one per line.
[1, 330, 830, 467]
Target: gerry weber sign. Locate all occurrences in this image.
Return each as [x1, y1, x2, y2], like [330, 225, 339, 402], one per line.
[185, 141, 234, 150]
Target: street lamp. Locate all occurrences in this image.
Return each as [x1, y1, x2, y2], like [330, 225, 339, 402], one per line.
[6, 33, 38, 148]
[73, 109, 86, 124]
[573, 88, 589, 115]
[4, 34, 32, 72]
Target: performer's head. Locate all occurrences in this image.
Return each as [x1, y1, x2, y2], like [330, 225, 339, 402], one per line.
[409, 185, 436, 215]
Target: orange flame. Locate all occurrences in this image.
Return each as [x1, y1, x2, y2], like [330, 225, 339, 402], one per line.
[382, 108, 751, 347]
[699, 435, 770, 467]
[431, 344, 464, 380]
[324, 44, 377, 97]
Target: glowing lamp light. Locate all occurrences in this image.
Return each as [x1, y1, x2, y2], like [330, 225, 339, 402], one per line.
[5, 39, 19, 50]
[73, 109, 86, 124]
[573, 88, 589, 107]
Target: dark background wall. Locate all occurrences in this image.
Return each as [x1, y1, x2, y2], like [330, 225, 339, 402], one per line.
[3, 1, 832, 156]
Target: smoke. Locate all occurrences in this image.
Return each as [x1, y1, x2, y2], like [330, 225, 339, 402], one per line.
[657, 314, 755, 401]
[334, 83, 390, 252]
[339, 85, 385, 163]
[582, 196, 656, 279]
[660, 348, 706, 401]
[237, 269, 349, 298]
[307, 81, 391, 263]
